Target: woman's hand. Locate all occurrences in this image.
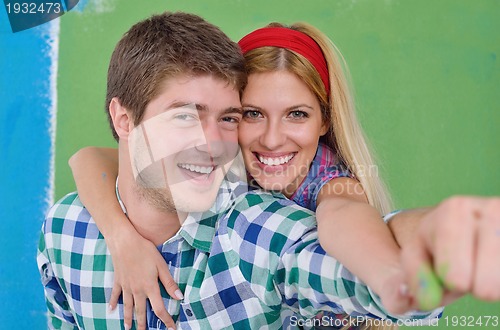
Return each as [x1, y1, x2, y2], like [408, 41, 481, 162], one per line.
[401, 196, 500, 310]
[107, 225, 183, 330]
[376, 266, 414, 315]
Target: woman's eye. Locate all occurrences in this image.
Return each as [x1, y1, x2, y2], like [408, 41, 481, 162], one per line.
[288, 110, 308, 119]
[243, 110, 262, 119]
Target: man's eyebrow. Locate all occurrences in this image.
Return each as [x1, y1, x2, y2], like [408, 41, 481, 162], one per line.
[222, 107, 243, 115]
[164, 101, 198, 111]
[164, 102, 242, 115]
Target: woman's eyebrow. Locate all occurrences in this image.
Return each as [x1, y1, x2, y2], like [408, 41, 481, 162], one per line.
[241, 103, 262, 110]
[285, 104, 314, 111]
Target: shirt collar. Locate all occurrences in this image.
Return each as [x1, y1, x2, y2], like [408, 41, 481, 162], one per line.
[178, 177, 247, 251]
[116, 173, 249, 252]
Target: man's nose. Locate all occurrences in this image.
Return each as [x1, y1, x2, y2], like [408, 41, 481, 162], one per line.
[195, 120, 225, 158]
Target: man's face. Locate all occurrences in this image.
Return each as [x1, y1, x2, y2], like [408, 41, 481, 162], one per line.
[128, 75, 241, 215]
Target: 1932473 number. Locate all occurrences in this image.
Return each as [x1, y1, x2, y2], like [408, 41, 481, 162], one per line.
[5, 2, 62, 14]
[443, 315, 499, 327]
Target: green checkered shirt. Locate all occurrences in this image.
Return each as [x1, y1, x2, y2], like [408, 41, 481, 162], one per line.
[37, 180, 442, 329]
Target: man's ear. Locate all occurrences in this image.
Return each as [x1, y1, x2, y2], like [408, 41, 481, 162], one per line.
[109, 97, 133, 139]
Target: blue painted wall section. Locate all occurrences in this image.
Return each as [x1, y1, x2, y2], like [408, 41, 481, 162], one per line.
[0, 7, 57, 327]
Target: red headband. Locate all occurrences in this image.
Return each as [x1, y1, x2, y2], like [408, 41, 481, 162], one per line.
[238, 27, 330, 94]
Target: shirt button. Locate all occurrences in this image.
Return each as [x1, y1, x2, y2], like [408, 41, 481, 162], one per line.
[186, 309, 193, 317]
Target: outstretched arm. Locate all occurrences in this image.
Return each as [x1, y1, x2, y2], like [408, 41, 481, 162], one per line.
[315, 177, 411, 314]
[69, 147, 181, 330]
[386, 207, 431, 248]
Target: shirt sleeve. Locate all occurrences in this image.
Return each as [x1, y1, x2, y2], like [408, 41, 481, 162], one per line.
[37, 224, 79, 330]
[228, 191, 443, 324]
[292, 162, 351, 211]
[276, 223, 443, 324]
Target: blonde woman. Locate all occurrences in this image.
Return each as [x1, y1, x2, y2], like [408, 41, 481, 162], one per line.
[237, 22, 406, 330]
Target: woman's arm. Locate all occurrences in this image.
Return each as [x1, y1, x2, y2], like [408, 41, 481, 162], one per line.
[69, 147, 121, 238]
[69, 147, 181, 330]
[315, 177, 411, 314]
[385, 208, 431, 248]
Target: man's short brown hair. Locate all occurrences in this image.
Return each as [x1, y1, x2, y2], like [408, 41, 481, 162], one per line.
[106, 12, 246, 140]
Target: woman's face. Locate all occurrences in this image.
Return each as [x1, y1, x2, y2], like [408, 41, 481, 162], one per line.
[239, 70, 328, 197]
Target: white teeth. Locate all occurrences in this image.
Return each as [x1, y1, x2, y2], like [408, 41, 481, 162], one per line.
[179, 164, 214, 174]
[258, 154, 294, 166]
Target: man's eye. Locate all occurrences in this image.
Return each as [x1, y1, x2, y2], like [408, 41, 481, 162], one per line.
[169, 112, 200, 128]
[220, 116, 240, 131]
[222, 116, 240, 123]
[174, 114, 197, 121]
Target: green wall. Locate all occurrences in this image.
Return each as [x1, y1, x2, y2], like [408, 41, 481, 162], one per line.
[55, 0, 500, 327]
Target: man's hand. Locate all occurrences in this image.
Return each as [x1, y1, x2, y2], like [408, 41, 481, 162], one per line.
[401, 196, 500, 310]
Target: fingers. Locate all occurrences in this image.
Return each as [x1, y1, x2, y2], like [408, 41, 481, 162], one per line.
[402, 196, 478, 310]
[440, 290, 463, 307]
[472, 199, 500, 300]
[122, 291, 134, 330]
[379, 271, 413, 315]
[430, 197, 476, 293]
[401, 235, 443, 311]
[123, 289, 173, 330]
[158, 262, 183, 300]
[134, 294, 147, 330]
[403, 196, 500, 308]
[149, 285, 176, 329]
[109, 281, 121, 311]
[156, 261, 179, 329]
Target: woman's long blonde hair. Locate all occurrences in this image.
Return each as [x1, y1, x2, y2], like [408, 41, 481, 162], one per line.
[242, 23, 396, 330]
[242, 22, 393, 216]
